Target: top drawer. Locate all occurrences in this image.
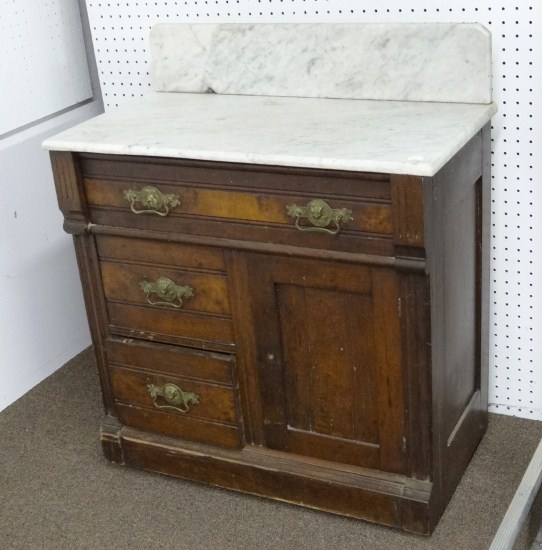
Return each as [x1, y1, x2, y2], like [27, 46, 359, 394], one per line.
[80, 154, 395, 256]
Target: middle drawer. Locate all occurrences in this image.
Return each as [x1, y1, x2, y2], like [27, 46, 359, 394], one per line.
[96, 235, 235, 352]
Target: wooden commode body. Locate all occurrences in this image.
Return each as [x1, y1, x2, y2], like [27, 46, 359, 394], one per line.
[45, 23, 495, 534]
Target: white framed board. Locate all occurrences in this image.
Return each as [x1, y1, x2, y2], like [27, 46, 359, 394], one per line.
[0, 0, 93, 136]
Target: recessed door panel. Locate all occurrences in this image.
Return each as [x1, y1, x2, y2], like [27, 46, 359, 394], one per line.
[277, 285, 379, 443]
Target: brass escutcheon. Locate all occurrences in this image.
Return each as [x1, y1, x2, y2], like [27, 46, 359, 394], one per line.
[286, 198, 353, 235]
[147, 382, 200, 414]
[139, 276, 194, 308]
[123, 185, 180, 216]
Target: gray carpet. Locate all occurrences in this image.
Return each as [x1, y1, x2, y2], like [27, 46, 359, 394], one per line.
[1, 348, 541, 550]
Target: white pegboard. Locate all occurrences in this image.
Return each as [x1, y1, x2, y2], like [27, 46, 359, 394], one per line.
[84, 0, 542, 421]
[0, 0, 92, 135]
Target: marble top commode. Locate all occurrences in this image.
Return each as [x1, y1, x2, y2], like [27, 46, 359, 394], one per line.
[43, 23, 496, 177]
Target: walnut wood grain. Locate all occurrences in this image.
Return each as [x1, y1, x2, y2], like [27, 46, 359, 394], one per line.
[236, 254, 404, 471]
[48, 132, 489, 535]
[96, 234, 226, 272]
[110, 365, 238, 424]
[107, 302, 235, 348]
[390, 174, 425, 249]
[79, 153, 391, 199]
[423, 127, 488, 530]
[116, 405, 241, 449]
[85, 177, 392, 235]
[100, 261, 231, 315]
[49, 151, 87, 224]
[107, 337, 234, 385]
[117, 426, 432, 533]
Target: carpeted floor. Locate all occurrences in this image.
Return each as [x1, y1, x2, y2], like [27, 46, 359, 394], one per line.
[1, 348, 541, 550]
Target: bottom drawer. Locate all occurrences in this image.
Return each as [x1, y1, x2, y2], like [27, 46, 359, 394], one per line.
[108, 341, 242, 449]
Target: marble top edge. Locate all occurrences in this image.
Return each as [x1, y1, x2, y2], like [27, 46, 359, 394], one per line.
[43, 93, 497, 178]
[149, 22, 492, 37]
[150, 21, 490, 31]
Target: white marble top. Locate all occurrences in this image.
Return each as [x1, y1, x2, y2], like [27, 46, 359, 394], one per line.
[151, 23, 492, 104]
[43, 92, 497, 177]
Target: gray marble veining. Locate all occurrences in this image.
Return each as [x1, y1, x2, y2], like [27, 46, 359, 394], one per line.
[43, 92, 497, 177]
[150, 23, 492, 104]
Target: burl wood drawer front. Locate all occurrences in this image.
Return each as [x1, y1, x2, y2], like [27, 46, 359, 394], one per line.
[100, 262, 230, 315]
[96, 235, 234, 351]
[108, 339, 241, 448]
[81, 155, 395, 256]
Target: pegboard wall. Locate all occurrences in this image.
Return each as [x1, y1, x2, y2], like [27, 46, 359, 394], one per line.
[84, 0, 541, 420]
[0, 0, 92, 136]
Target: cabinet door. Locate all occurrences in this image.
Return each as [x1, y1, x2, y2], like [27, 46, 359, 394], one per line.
[233, 253, 406, 475]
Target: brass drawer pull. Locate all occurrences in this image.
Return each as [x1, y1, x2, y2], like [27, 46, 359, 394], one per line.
[140, 276, 194, 308]
[286, 199, 353, 235]
[147, 383, 200, 414]
[123, 185, 180, 216]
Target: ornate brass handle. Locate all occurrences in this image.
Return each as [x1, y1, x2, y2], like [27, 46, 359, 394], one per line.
[123, 185, 180, 216]
[140, 276, 194, 308]
[147, 383, 200, 414]
[286, 199, 353, 235]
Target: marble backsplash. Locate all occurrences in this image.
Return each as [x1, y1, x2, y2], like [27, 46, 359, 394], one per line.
[150, 23, 492, 104]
